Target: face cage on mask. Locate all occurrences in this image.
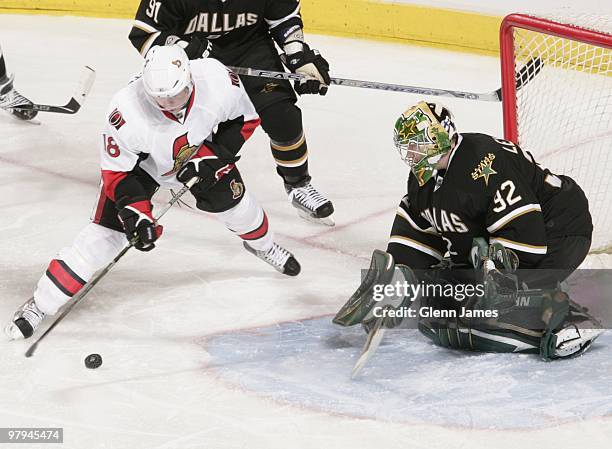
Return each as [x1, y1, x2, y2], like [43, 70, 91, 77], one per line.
[394, 139, 444, 169]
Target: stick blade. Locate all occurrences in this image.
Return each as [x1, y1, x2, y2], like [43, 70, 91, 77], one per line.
[516, 57, 543, 90]
[24, 342, 38, 358]
[53, 66, 96, 114]
[74, 66, 96, 107]
[496, 56, 544, 101]
[7, 66, 97, 114]
[351, 318, 386, 379]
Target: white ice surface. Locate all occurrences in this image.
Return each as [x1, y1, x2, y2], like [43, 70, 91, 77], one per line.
[0, 14, 611, 449]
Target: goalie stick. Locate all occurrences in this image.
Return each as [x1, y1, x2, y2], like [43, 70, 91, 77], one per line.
[2, 66, 95, 115]
[24, 176, 199, 358]
[351, 316, 386, 379]
[230, 57, 542, 102]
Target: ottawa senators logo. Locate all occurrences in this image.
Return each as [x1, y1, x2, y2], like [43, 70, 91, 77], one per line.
[230, 179, 244, 199]
[227, 70, 240, 87]
[162, 133, 198, 176]
[108, 108, 126, 130]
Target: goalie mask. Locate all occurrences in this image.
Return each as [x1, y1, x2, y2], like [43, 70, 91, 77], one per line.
[143, 45, 194, 113]
[393, 101, 457, 186]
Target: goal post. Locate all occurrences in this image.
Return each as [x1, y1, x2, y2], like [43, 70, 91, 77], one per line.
[500, 13, 612, 251]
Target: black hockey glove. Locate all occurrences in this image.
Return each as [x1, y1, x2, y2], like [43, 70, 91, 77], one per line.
[117, 200, 163, 252]
[183, 36, 215, 60]
[176, 142, 239, 192]
[283, 44, 331, 96]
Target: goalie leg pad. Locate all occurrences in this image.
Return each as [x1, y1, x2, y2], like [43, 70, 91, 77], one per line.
[419, 276, 603, 359]
[418, 320, 540, 353]
[416, 274, 542, 353]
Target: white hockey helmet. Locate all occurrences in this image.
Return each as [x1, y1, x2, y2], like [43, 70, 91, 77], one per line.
[142, 45, 194, 113]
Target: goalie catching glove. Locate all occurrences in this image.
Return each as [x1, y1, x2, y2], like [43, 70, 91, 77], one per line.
[118, 200, 163, 251]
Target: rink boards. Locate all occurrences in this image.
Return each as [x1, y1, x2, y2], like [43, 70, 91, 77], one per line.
[0, 0, 502, 54]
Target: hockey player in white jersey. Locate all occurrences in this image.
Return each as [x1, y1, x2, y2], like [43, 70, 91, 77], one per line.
[5, 45, 300, 340]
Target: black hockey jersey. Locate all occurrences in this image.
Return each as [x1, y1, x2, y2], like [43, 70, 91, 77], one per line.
[129, 0, 302, 62]
[389, 133, 593, 269]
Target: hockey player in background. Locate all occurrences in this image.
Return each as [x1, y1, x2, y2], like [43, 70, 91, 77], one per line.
[0, 43, 37, 121]
[334, 101, 603, 361]
[5, 45, 300, 340]
[128, 0, 334, 225]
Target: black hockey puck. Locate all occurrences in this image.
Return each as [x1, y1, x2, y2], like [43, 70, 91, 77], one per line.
[84, 353, 103, 369]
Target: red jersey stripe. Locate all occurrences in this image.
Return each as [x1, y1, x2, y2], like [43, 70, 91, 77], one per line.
[240, 118, 261, 141]
[46, 259, 85, 297]
[240, 213, 269, 241]
[101, 170, 128, 202]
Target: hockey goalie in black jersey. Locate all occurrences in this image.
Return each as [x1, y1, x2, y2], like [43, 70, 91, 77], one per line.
[128, 0, 334, 225]
[389, 103, 593, 278]
[334, 101, 603, 361]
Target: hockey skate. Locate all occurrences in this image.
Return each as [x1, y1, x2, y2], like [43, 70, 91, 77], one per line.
[243, 241, 301, 276]
[539, 294, 605, 360]
[5, 297, 45, 340]
[285, 180, 335, 226]
[0, 75, 38, 121]
[551, 325, 604, 358]
[548, 302, 605, 359]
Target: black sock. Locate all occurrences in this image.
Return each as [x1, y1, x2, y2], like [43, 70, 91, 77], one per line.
[0, 44, 6, 80]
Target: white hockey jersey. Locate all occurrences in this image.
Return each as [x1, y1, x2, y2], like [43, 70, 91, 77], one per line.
[100, 58, 259, 200]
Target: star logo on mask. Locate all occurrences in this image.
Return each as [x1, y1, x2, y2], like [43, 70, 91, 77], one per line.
[395, 109, 432, 146]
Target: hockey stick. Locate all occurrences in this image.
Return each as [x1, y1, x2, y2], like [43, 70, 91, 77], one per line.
[2, 66, 96, 115]
[229, 57, 542, 102]
[351, 316, 386, 379]
[24, 176, 199, 358]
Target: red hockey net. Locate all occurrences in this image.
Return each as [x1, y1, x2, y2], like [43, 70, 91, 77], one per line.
[500, 13, 612, 252]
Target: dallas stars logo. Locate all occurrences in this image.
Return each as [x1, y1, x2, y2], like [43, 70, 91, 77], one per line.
[260, 82, 280, 93]
[471, 153, 497, 186]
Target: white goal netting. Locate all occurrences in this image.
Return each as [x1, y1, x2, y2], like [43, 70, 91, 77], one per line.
[507, 14, 612, 252]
